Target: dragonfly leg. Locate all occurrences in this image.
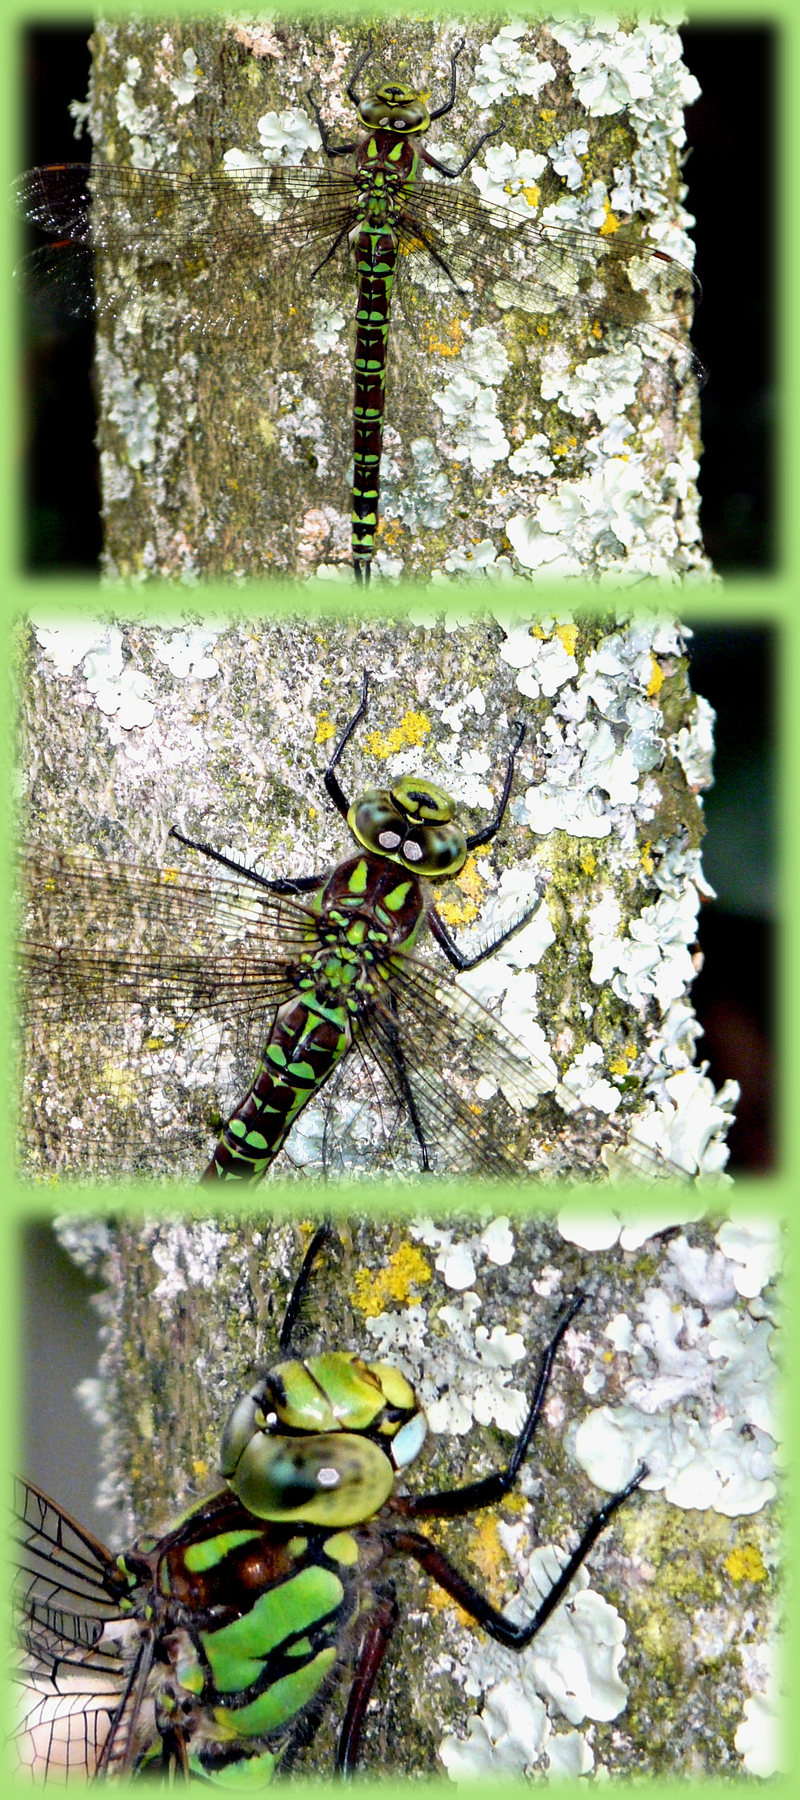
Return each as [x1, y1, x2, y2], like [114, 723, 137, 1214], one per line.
[346, 35, 376, 108]
[387, 1468, 646, 1651]
[278, 1221, 335, 1352]
[167, 826, 326, 894]
[396, 1292, 588, 1518]
[426, 895, 543, 972]
[464, 720, 526, 850]
[305, 88, 357, 161]
[427, 38, 465, 121]
[382, 1290, 647, 1647]
[336, 1589, 400, 1773]
[323, 671, 370, 818]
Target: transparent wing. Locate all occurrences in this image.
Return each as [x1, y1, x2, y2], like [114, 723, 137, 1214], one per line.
[19, 847, 321, 1179]
[398, 180, 698, 338]
[12, 1477, 133, 1779]
[18, 847, 689, 1183]
[12, 160, 697, 362]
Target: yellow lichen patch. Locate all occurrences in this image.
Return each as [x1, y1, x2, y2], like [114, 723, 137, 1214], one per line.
[640, 840, 655, 876]
[438, 853, 485, 927]
[647, 657, 664, 698]
[600, 201, 620, 236]
[351, 1245, 432, 1318]
[427, 317, 467, 358]
[192, 1459, 210, 1482]
[314, 712, 336, 746]
[724, 1544, 768, 1584]
[469, 1515, 513, 1606]
[426, 1580, 472, 1624]
[556, 624, 578, 658]
[608, 1044, 636, 1078]
[552, 437, 578, 457]
[580, 850, 596, 875]
[364, 710, 431, 759]
[257, 415, 277, 447]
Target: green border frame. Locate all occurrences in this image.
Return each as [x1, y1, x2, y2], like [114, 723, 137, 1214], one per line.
[1, 4, 794, 1790]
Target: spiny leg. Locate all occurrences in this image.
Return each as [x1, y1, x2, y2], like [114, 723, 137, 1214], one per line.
[336, 1590, 400, 1774]
[389, 1468, 646, 1650]
[279, 1220, 335, 1351]
[397, 1291, 589, 1520]
[386, 1290, 647, 1647]
[324, 670, 370, 817]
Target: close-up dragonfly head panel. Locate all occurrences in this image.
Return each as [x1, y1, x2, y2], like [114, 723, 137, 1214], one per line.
[17, 1214, 783, 1779]
[16, 614, 738, 1187]
[15, 15, 707, 585]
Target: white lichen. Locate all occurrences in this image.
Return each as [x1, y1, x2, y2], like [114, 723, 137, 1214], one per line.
[570, 1225, 781, 1517]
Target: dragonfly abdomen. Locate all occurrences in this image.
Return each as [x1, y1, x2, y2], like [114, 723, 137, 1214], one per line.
[202, 851, 428, 1182]
[351, 228, 397, 583]
[201, 993, 354, 1182]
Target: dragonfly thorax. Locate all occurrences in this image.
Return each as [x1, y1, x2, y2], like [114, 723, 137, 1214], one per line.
[356, 81, 431, 137]
[348, 779, 467, 877]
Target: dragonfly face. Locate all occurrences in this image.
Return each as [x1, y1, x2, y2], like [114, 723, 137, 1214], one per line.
[347, 775, 468, 875]
[356, 81, 432, 136]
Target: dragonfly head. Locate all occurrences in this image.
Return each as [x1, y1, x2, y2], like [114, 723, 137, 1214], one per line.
[219, 1352, 426, 1526]
[357, 80, 431, 137]
[348, 777, 468, 878]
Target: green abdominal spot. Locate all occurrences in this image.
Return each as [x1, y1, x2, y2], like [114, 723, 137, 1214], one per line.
[213, 1646, 338, 1738]
[188, 1751, 279, 1786]
[184, 1531, 262, 1575]
[202, 1565, 344, 1693]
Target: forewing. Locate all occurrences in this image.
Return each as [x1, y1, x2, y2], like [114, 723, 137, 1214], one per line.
[18, 848, 319, 1180]
[13, 161, 365, 338]
[12, 1478, 134, 1778]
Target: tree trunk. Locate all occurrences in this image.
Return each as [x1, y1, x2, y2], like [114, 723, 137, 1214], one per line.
[84, 12, 708, 583]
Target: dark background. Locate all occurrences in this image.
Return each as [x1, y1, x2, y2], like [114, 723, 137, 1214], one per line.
[18, 22, 775, 576]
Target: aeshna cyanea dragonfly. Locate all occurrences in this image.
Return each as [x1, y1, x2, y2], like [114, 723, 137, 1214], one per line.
[21, 670, 597, 1184]
[13, 36, 699, 584]
[20, 666, 693, 1187]
[15, 1220, 648, 1780]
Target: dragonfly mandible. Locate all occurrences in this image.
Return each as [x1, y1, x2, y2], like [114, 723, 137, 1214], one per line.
[13, 37, 698, 584]
[20, 671, 598, 1184]
[15, 1221, 648, 1780]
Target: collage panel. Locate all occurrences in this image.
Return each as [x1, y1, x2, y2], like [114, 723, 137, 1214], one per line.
[15, 611, 755, 1188]
[17, 12, 738, 589]
[18, 1212, 783, 1780]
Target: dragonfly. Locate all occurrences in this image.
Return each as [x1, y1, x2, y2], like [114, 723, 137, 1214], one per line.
[20, 671, 597, 1184]
[13, 37, 699, 584]
[14, 1221, 648, 1780]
